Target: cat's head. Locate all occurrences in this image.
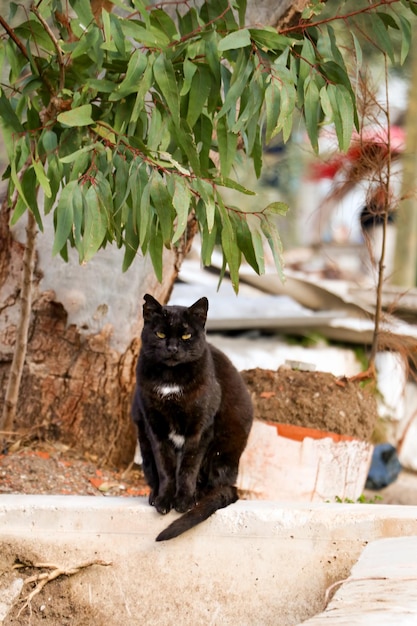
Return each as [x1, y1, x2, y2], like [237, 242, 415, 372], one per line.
[141, 294, 209, 365]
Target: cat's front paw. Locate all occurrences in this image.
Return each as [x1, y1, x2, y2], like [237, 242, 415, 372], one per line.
[148, 489, 158, 507]
[174, 492, 196, 513]
[154, 494, 174, 515]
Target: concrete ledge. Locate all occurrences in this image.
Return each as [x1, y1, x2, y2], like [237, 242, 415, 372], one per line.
[1, 496, 417, 625]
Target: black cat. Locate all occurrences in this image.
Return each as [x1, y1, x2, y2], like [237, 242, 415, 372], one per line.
[132, 294, 253, 541]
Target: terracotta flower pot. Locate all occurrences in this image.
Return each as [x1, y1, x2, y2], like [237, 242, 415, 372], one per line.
[238, 420, 373, 502]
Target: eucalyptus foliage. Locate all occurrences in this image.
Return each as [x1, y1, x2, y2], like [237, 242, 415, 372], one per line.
[0, 0, 414, 289]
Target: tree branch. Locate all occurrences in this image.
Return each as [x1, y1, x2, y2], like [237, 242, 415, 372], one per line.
[0, 16, 29, 59]
[0, 203, 38, 435]
[31, 3, 66, 92]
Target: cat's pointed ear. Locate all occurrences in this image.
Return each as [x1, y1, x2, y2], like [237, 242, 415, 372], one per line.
[189, 297, 208, 325]
[143, 294, 162, 320]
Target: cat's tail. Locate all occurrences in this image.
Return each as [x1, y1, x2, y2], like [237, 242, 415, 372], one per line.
[155, 485, 238, 542]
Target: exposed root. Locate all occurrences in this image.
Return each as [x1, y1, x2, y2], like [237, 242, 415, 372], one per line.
[14, 559, 112, 618]
[348, 364, 376, 383]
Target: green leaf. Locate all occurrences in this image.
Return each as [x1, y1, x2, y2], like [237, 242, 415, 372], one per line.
[264, 54, 295, 143]
[217, 177, 256, 195]
[118, 19, 170, 48]
[155, 152, 191, 176]
[321, 61, 352, 93]
[194, 113, 212, 175]
[20, 166, 43, 229]
[327, 84, 354, 152]
[235, 0, 246, 26]
[194, 179, 216, 233]
[123, 210, 139, 271]
[153, 54, 180, 127]
[304, 76, 321, 153]
[139, 180, 152, 250]
[69, 147, 93, 181]
[248, 217, 265, 274]
[57, 105, 94, 127]
[218, 201, 240, 292]
[52, 181, 78, 255]
[186, 65, 212, 128]
[237, 212, 263, 274]
[320, 85, 332, 119]
[371, 13, 395, 63]
[218, 52, 253, 119]
[147, 106, 163, 151]
[265, 80, 281, 143]
[232, 74, 263, 134]
[377, 12, 399, 31]
[398, 14, 412, 65]
[172, 121, 201, 176]
[150, 8, 178, 40]
[59, 145, 96, 164]
[180, 59, 197, 96]
[200, 216, 218, 267]
[148, 221, 164, 281]
[44, 155, 63, 214]
[278, 84, 296, 144]
[85, 78, 118, 93]
[109, 49, 148, 100]
[82, 184, 108, 261]
[0, 89, 24, 133]
[320, 25, 346, 67]
[41, 129, 58, 155]
[261, 216, 284, 281]
[264, 201, 289, 216]
[69, 1, 94, 27]
[95, 171, 113, 217]
[10, 195, 28, 226]
[249, 28, 292, 51]
[32, 157, 51, 198]
[172, 177, 191, 244]
[109, 11, 128, 56]
[150, 173, 174, 245]
[129, 55, 154, 128]
[217, 116, 238, 178]
[218, 29, 251, 51]
[351, 32, 363, 69]
[14, 20, 55, 52]
[249, 122, 263, 177]
[298, 37, 316, 97]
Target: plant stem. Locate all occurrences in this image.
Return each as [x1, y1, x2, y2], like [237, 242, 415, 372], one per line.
[0, 209, 37, 434]
[369, 55, 391, 368]
[369, 209, 388, 366]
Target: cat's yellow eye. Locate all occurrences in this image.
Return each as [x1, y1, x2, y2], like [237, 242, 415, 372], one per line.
[156, 331, 166, 339]
[182, 333, 191, 340]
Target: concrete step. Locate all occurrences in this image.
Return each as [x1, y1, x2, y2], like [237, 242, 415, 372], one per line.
[299, 536, 417, 625]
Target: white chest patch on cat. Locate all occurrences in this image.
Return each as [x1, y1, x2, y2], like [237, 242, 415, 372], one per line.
[169, 431, 185, 449]
[156, 384, 183, 397]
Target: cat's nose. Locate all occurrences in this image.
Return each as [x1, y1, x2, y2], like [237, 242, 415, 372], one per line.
[167, 342, 178, 353]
